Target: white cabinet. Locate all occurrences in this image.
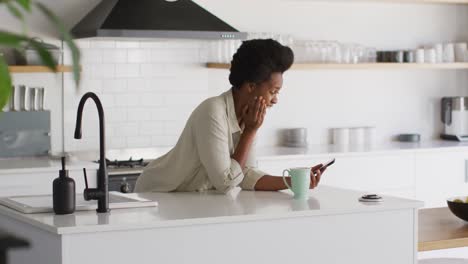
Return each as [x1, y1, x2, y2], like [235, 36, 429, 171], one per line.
[258, 153, 415, 198]
[257, 147, 468, 206]
[0, 168, 97, 197]
[414, 150, 468, 208]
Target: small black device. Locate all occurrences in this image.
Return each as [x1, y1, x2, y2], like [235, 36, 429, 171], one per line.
[320, 158, 335, 171]
[53, 157, 76, 215]
[359, 194, 383, 203]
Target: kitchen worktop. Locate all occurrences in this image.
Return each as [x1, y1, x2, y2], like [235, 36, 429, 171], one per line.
[2, 141, 465, 173]
[0, 186, 423, 235]
[0, 157, 98, 175]
[67, 141, 468, 163]
[255, 140, 468, 160]
[419, 207, 468, 251]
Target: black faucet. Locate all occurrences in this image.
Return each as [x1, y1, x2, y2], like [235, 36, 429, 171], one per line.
[74, 92, 109, 213]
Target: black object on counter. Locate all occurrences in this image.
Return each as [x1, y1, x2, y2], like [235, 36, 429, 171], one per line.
[53, 156, 75, 215]
[447, 198, 468, 222]
[396, 133, 421, 142]
[74, 92, 110, 213]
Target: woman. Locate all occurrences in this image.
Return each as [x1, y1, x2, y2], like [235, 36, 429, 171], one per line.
[135, 39, 326, 194]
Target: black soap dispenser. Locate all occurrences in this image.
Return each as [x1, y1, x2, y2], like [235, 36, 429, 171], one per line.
[53, 157, 76, 215]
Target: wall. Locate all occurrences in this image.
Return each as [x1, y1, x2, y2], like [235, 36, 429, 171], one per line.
[2, 0, 468, 152]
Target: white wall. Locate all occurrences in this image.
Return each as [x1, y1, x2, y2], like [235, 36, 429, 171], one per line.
[2, 0, 468, 152]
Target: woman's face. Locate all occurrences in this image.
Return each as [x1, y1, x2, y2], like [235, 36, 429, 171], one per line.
[251, 72, 283, 108]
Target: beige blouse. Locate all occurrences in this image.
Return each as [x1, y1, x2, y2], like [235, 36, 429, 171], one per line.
[134, 89, 266, 194]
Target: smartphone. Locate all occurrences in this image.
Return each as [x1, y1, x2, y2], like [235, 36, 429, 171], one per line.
[320, 158, 335, 171]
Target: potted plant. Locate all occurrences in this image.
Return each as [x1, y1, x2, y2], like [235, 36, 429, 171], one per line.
[0, 0, 81, 110]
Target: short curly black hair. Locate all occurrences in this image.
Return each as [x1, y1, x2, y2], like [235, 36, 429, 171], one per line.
[229, 39, 294, 89]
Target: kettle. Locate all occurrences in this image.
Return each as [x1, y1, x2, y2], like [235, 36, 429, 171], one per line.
[441, 97, 468, 141]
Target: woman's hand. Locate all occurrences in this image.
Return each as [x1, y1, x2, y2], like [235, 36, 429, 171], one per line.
[242, 96, 266, 133]
[310, 164, 326, 189]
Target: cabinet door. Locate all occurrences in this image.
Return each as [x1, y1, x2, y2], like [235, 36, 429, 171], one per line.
[415, 150, 468, 208]
[258, 153, 415, 194]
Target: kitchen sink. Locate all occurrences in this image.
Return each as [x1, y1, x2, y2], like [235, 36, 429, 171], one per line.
[0, 191, 157, 214]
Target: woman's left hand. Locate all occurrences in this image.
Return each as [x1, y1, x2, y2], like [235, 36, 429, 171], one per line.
[310, 164, 326, 189]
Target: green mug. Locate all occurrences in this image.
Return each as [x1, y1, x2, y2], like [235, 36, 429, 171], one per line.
[282, 167, 311, 199]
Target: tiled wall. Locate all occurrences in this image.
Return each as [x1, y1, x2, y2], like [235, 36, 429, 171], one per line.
[63, 39, 228, 151]
[62, 37, 468, 153]
[53, 2, 468, 152]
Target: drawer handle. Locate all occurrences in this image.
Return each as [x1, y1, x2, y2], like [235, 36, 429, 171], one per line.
[465, 160, 468, 183]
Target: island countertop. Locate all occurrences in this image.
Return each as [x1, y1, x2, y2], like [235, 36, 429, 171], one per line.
[419, 207, 468, 251]
[0, 186, 423, 235]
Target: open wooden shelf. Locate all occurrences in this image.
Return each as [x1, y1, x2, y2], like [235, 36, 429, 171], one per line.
[8, 65, 74, 73]
[206, 62, 468, 70]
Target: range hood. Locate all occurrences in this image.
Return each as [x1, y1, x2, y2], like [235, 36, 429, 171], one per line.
[71, 0, 247, 40]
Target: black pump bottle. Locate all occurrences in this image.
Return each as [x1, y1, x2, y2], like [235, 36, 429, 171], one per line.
[53, 157, 76, 215]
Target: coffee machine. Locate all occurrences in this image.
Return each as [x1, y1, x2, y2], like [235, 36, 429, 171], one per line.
[441, 97, 468, 141]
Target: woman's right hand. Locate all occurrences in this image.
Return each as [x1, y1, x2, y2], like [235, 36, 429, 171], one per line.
[242, 96, 266, 133]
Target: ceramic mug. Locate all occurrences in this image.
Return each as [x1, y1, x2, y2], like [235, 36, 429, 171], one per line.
[282, 167, 311, 199]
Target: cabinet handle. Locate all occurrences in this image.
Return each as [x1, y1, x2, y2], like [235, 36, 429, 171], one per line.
[465, 160, 468, 183]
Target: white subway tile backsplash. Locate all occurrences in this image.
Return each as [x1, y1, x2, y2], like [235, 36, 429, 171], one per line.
[81, 49, 103, 64]
[140, 64, 165, 77]
[150, 107, 192, 121]
[139, 41, 171, 49]
[76, 40, 91, 49]
[150, 49, 200, 63]
[139, 94, 164, 107]
[115, 94, 140, 106]
[128, 50, 151, 63]
[140, 40, 203, 49]
[127, 79, 151, 92]
[127, 108, 151, 121]
[116, 41, 140, 49]
[75, 136, 100, 151]
[140, 122, 164, 136]
[107, 137, 127, 149]
[79, 79, 103, 93]
[65, 39, 225, 150]
[90, 40, 116, 49]
[163, 121, 186, 136]
[91, 64, 116, 79]
[106, 107, 128, 122]
[54, 11, 468, 152]
[115, 64, 140, 78]
[127, 136, 152, 148]
[151, 135, 179, 147]
[102, 49, 127, 63]
[101, 79, 127, 93]
[99, 94, 115, 108]
[114, 122, 139, 137]
[144, 77, 209, 92]
[165, 40, 205, 49]
[150, 108, 172, 121]
[163, 94, 207, 107]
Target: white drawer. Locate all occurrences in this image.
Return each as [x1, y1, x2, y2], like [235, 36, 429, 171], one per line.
[258, 153, 415, 192]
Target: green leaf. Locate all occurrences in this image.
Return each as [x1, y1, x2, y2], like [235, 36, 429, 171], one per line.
[0, 56, 12, 112]
[14, 0, 30, 11]
[29, 39, 57, 71]
[36, 2, 81, 85]
[6, 1, 24, 20]
[0, 30, 27, 47]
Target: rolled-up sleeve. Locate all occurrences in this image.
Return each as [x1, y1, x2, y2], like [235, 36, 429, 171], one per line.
[240, 142, 267, 190]
[193, 105, 245, 194]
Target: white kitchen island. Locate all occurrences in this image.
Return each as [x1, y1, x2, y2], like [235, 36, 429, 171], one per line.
[0, 186, 423, 264]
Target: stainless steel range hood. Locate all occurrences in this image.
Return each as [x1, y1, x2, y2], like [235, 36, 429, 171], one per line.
[71, 0, 247, 40]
